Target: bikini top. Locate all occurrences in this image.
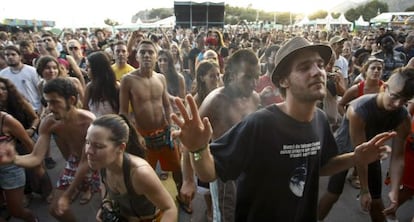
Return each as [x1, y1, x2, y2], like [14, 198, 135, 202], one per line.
[0, 113, 14, 143]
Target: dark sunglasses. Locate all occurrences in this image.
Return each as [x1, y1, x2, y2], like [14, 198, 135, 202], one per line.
[69, 46, 79, 51]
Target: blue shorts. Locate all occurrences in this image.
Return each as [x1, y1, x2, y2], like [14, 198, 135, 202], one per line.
[0, 164, 25, 190]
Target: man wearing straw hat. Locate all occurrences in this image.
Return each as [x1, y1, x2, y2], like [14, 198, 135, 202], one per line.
[170, 37, 395, 221]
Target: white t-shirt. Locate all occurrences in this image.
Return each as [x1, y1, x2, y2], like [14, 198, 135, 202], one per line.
[0, 65, 42, 112]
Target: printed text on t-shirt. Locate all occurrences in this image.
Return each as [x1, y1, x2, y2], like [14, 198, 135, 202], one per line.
[280, 142, 321, 158]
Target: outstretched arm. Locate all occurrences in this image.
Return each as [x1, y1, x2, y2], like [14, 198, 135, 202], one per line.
[320, 131, 394, 176]
[171, 95, 216, 182]
[14, 117, 52, 167]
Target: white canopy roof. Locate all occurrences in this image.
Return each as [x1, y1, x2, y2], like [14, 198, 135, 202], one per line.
[355, 15, 369, 26]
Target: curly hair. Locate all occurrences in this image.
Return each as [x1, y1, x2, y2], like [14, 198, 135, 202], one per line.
[0, 77, 37, 128]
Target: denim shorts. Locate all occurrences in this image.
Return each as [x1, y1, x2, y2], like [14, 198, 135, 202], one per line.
[0, 164, 25, 190]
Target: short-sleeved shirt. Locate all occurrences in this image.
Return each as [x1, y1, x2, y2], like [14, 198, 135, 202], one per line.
[210, 105, 338, 221]
[112, 63, 135, 81]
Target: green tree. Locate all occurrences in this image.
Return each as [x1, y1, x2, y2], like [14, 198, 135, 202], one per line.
[345, 0, 388, 22]
[332, 12, 341, 19]
[345, 8, 362, 22]
[309, 10, 328, 20]
[405, 5, 414, 11]
[363, 0, 388, 20]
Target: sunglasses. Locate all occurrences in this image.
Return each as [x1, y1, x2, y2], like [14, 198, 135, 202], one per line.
[69, 46, 79, 51]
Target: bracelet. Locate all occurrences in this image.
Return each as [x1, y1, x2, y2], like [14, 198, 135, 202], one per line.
[360, 188, 369, 196]
[101, 198, 113, 207]
[190, 144, 209, 161]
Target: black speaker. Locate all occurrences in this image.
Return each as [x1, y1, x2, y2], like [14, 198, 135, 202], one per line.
[174, 1, 224, 28]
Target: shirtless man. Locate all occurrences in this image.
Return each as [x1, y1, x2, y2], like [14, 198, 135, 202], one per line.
[119, 40, 183, 204]
[182, 49, 261, 221]
[11, 78, 98, 221]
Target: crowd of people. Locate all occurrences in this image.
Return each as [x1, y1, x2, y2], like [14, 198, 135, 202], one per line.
[0, 23, 413, 222]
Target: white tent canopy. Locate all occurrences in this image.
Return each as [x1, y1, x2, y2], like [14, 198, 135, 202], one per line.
[370, 12, 414, 24]
[337, 13, 352, 25]
[355, 15, 369, 26]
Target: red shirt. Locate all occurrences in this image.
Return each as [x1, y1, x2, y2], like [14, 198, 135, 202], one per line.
[255, 75, 284, 106]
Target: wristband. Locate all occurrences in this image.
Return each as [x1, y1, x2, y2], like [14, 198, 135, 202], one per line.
[360, 188, 369, 196]
[190, 144, 209, 161]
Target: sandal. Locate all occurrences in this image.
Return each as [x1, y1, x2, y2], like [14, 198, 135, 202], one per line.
[347, 175, 361, 189]
[79, 190, 93, 205]
[176, 195, 193, 214]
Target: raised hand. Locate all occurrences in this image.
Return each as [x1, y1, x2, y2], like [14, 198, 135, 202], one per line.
[171, 95, 212, 152]
[354, 131, 396, 165]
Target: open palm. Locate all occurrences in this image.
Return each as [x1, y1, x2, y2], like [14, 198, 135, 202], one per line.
[171, 95, 212, 152]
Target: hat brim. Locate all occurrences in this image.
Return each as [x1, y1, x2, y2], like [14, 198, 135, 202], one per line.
[272, 44, 332, 85]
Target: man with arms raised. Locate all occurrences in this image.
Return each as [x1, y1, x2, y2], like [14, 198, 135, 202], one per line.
[171, 37, 394, 221]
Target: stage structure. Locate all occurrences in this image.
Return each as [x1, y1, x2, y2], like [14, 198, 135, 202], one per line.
[174, 1, 225, 28]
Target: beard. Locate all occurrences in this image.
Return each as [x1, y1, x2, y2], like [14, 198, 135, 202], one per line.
[7, 62, 19, 67]
[289, 81, 326, 102]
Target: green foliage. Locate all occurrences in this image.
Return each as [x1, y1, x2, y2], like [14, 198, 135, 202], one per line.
[345, 0, 388, 21]
[148, 8, 174, 19]
[345, 8, 362, 22]
[223, 5, 295, 25]
[309, 10, 328, 20]
[406, 4, 414, 11]
[104, 19, 120, 26]
[332, 12, 341, 19]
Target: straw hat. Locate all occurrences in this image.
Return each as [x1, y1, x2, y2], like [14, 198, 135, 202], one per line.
[271, 37, 332, 85]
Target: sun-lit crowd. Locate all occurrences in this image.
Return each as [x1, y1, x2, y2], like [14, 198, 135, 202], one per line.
[0, 23, 413, 222]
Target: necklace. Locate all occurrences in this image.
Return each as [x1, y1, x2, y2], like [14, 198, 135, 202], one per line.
[10, 65, 23, 74]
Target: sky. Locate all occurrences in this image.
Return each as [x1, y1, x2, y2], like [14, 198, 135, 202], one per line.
[0, 0, 361, 28]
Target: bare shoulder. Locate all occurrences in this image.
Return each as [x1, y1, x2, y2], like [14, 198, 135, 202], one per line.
[199, 87, 227, 114]
[201, 87, 225, 105]
[129, 155, 154, 177]
[68, 76, 81, 85]
[76, 109, 96, 121]
[121, 70, 139, 82]
[154, 72, 166, 80]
